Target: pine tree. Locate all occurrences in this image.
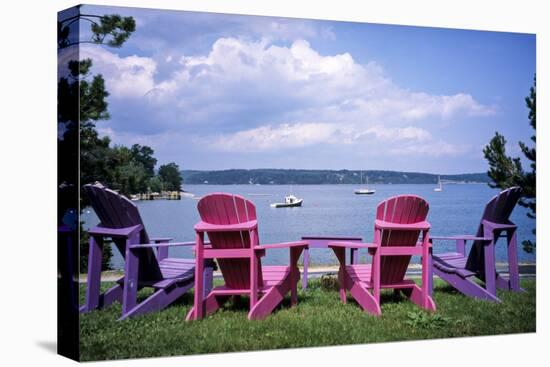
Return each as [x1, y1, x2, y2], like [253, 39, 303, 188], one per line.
[483, 76, 536, 252]
[58, 10, 135, 271]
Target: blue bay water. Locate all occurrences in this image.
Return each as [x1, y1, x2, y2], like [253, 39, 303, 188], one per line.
[81, 184, 536, 269]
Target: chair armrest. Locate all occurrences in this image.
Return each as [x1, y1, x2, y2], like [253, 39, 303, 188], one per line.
[328, 241, 377, 249]
[255, 241, 308, 250]
[88, 224, 143, 237]
[481, 219, 517, 230]
[129, 241, 210, 249]
[375, 220, 430, 231]
[194, 220, 258, 232]
[430, 235, 491, 242]
[150, 237, 173, 242]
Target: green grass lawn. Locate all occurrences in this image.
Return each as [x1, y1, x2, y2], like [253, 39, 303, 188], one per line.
[79, 278, 536, 361]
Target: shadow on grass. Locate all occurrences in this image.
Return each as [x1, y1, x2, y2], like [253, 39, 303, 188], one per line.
[341, 289, 411, 309]
[435, 284, 461, 295]
[168, 292, 194, 307]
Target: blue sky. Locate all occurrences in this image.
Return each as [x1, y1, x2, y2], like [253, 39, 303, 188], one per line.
[74, 5, 535, 174]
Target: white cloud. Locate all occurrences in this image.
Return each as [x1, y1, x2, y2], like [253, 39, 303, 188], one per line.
[80, 46, 157, 98]
[211, 122, 440, 153]
[83, 37, 495, 158]
[212, 122, 337, 151]
[358, 125, 432, 142]
[398, 92, 496, 120]
[138, 37, 494, 122]
[388, 140, 470, 157]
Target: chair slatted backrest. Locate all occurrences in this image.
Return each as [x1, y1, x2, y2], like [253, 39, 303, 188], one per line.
[83, 183, 161, 278]
[197, 193, 263, 290]
[375, 195, 429, 285]
[466, 187, 522, 272]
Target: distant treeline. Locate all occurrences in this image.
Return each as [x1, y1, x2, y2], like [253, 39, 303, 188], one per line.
[181, 169, 489, 185]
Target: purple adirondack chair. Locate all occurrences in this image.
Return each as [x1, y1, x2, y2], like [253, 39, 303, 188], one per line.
[329, 195, 435, 315]
[186, 193, 308, 321]
[80, 183, 214, 320]
[431, 187, 523, 302]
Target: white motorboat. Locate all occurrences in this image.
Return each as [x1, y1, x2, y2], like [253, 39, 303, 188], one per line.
[270, 194, 303, 208]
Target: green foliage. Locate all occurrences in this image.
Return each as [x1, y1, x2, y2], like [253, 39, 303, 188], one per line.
[147, 176, 165, 193]
[79, 64, 110, 125]
[405, 310, 457, 330]
[109, 146, 151, 195]
[79, 278, 536, 361]
[61, 13, 183, 270]
[319, 273, 339, 291]
[90, 15, 136, 48]
[58, 12, 135, 49]
[158, 163, 183, 191]
[131, 144, 157, 178]
[483, 75, 536, 253]
[58, 11, 135, 271]
[483, 133, 522, 189]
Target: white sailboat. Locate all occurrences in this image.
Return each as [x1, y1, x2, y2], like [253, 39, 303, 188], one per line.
[434, 175, 443, 192]
[354, 170, 376, 195]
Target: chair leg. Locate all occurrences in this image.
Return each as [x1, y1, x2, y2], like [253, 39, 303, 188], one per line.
[338, 265, 347, 303]
[372, 249, 381, 306]
[248, 279, 290, 320]
[348, 280, 381, 315]
[427, 247, 434, 297]
[121, 233, 140, 317]
[249, 230, 259, 311]
[333, 247, 347, 303]
[483, 228, 497, 299]
[421, 237, 432, 309]
[186, 293, 228, 321]
[290, 248, 301, 306]
[99, 283, 123, 308]
[192, 233, 205, 320]
[290, 269, 298, 306]
[302, 248, 309, 290]
[81, 235, 103, 312]
[403, 284, 436, 312]
[507, 229, 522, 292]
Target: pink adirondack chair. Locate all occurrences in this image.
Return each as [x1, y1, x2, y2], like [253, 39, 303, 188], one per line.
[329, 195, 435, 315]
[186, 193, 308, 321]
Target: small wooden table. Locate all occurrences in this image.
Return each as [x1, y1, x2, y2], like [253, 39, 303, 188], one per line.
[300, 235, 363, 290]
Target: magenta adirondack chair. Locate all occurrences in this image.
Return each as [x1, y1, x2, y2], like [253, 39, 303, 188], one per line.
[329, 195, 435, 315]
[80, 183, 214, 320]
[431, 187, 523, 302]
[186, 193, 308, 321]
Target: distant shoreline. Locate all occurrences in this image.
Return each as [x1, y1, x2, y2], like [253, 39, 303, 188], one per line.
[182, 182, 488, 185]
[181, 169, 490, 185]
